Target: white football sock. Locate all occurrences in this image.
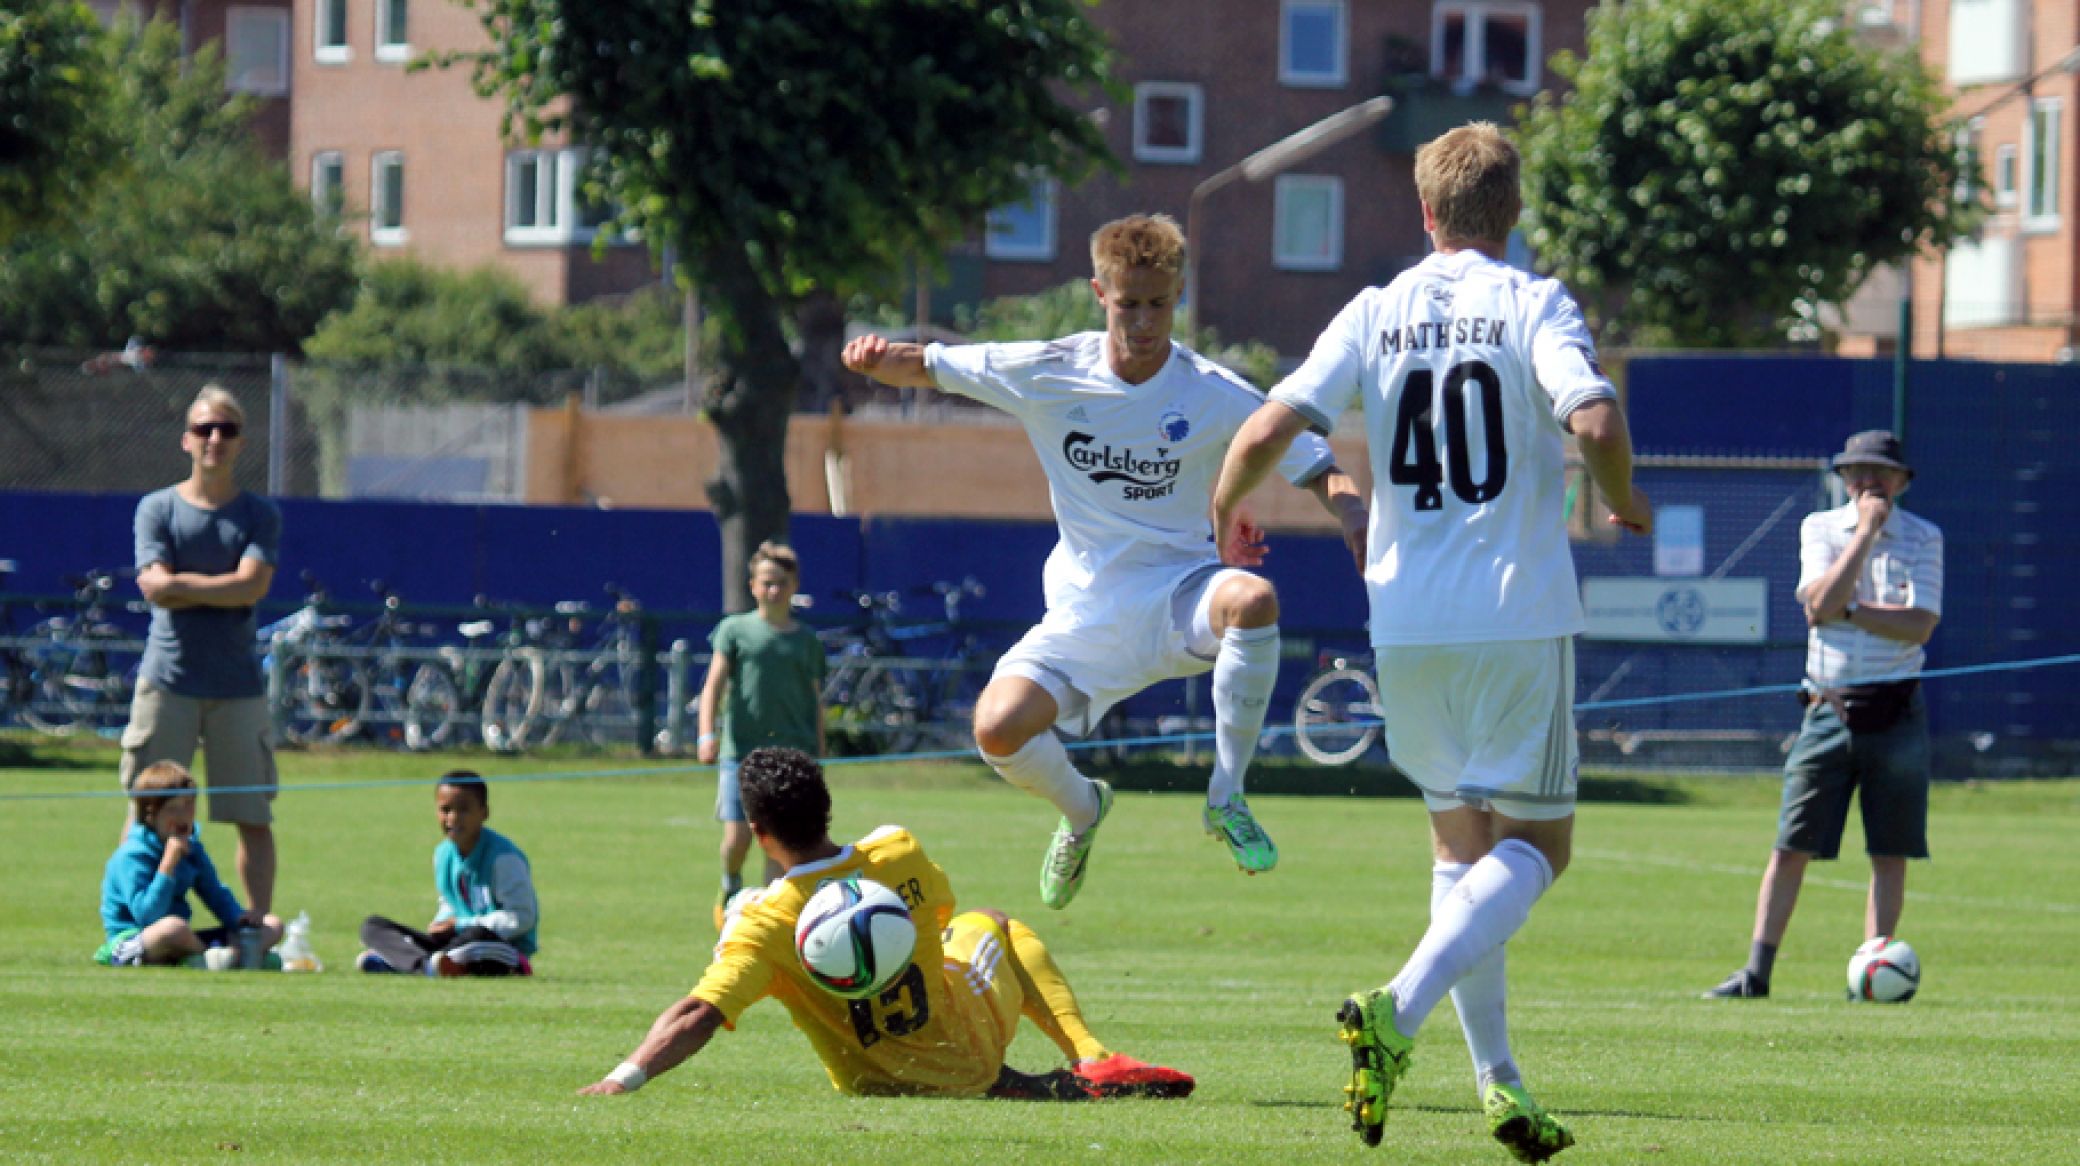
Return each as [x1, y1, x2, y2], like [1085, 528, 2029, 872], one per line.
[1433, 861, 1520, 1092]
[1207, 624, 1280, 805]
[983, 733, 1101, 831]
[1387, 838, 1554, 1039]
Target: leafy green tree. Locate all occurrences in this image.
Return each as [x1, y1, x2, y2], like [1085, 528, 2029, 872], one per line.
[0, 0, 111, 244]
[0, 18, 358, 350]
[450, 0, 1113, 609]
[1516, 0, 1969, 347]
[300, 259, 686, 493]
[959, 279, 1280, 388]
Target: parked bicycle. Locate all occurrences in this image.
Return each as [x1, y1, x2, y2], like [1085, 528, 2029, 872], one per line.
[1291, 649, 1384, 766]
[260, 572, 365, 746]
[6, 567, 144, 737]
[480, 585, 648, 751]
[820, 577, 990, 755]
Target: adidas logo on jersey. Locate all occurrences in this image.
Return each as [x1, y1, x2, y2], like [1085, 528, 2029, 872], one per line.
[1067, 406, 1091, 422]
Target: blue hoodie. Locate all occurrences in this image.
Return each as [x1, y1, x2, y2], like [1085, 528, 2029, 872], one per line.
[100, 822, 244, 938]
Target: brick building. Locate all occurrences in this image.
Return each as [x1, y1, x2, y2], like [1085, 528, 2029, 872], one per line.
[276, 1, 1597, 344]
[287, 0, 655, 304]
[1839, 0, 2079, 361]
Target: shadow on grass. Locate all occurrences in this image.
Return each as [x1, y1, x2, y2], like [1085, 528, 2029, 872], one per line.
[0, 733, 114, 771]
[1081, 757, 1691, 806]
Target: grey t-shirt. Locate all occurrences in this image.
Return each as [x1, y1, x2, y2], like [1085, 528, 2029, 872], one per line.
[134, 487, 282, 699]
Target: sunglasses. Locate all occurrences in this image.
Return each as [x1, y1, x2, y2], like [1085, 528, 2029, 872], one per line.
[189, 421, 242, 440]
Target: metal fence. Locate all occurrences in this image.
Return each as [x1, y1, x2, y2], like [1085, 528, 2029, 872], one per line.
[0, 348, 684, 502]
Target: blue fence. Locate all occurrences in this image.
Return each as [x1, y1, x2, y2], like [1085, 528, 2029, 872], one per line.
[5, 354, 2075, 764]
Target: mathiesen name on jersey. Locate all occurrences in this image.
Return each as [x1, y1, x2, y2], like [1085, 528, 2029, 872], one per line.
[1379, 316, 1509, 355]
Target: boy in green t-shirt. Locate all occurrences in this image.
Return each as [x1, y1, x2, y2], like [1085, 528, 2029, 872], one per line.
[698, 542, 826, 926]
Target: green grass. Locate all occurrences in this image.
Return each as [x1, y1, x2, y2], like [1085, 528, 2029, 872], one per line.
[4, 737, 2077, 1164]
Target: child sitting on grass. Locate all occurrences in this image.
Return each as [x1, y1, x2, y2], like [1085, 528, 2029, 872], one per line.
[97, 761, 282, 968]
[357, 771, 538, 976]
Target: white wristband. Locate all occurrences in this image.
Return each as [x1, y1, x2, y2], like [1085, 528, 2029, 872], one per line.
[606, 1062, 647, 1091]
[697, 732, 718, 746]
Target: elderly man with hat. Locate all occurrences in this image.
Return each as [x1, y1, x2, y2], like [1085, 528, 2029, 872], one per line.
[1706, 430, 1944, 999]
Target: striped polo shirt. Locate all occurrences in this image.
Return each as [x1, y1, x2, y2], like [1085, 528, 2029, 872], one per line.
[1797, 501, 1944, 686]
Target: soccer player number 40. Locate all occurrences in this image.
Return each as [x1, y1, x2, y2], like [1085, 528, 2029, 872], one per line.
[1389, 359, 1510, 511]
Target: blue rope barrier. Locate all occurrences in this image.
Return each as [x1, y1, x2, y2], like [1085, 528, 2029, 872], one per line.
[4, 651, 2076, 803]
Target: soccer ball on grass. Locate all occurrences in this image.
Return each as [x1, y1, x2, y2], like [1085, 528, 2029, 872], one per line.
[1846, 936, 1920, 1002]
[795, 875, 917, 999]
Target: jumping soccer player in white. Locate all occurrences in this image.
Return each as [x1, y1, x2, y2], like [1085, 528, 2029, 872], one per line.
[843, 213, 1365, 909]
[1213, 123, 1651, 1163]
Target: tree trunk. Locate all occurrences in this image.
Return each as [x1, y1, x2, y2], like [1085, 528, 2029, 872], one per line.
[698, 240, 801, 613]
[794, 290, 847, 413]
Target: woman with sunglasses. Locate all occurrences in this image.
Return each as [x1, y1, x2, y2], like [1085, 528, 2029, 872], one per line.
[122, 384, 285, 928]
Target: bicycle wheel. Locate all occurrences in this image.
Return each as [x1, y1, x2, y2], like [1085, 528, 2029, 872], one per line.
[1294, 667, 1384, 766]
[572, 658, 640, 748]
[401, 662, 462, 751]
[277, 651, 372, 745]
[21, 631, 131, 736]
[481, 652, 544, 752]
[848, 663, 926, 755]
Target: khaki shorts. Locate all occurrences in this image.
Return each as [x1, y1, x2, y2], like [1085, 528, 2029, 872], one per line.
[119, 680, 277, 825]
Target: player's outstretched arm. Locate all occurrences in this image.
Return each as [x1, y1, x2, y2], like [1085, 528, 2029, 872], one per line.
[1213, 401, 1314, 565]
[1304, 466, 1368, 575]
[1567, 399, 1652, 535]
[578, 997, 725, 1095]
[841, 334, 938, 391]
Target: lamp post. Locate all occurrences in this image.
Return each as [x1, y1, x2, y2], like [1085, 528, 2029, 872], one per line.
[1183, 95, 1394, 336]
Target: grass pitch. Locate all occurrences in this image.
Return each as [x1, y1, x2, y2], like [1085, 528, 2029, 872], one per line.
[3, 740, 2076, 1164]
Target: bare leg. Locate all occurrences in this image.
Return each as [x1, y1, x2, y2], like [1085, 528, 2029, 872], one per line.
[721, 821, 754, 882]
[1752, 848, 1810, 946]
[1866, 855, 1907, 939]
[140, 916, 204, 964]
[236, 822, 276, 917]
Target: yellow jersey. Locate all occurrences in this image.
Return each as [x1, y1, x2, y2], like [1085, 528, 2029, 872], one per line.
[690, 826, 1009, 1097]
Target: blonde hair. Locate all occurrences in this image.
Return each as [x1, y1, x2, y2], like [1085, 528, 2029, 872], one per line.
[1414, 122, 1522, 246]
[1089, 214, 1186, 287]
[749, 541, 799, 577]
[131, 761, 197, 830]
[189, 384, 246, 427]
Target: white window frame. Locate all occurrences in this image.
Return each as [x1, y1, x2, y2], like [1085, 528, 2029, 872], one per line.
[503, 148, 609, 246]
[985, 176, 1057, 261]
[1132, 82, 1205, 165]
[224, 7, 290, 96]
[310, 150, 345, 216]
[1995, 142, 2018, 208]
[370, 151, 406, 245]
[2025, 97, 2062, 231]
[1955, 117, 1984, 204]
[1432, 1, 1543, 96]
[1280, 0, 1348, 88]
[314, 0, 349, 63]
[1273, 174, 1344, 271]
[375, 0, 410, 62]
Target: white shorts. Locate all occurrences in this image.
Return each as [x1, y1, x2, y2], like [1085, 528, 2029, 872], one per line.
[995, 561, 1245, 738]
[1375, 637, 1578, 822]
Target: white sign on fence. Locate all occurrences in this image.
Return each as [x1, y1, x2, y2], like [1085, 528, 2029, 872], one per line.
[1653, 504, 1705, 576]
[1581, 578, 1769, 644]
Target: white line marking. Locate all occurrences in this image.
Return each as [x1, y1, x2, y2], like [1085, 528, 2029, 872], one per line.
[1575, 847, 2080, 915]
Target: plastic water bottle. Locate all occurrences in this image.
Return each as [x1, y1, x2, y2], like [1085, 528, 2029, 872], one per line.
[279, 911, 322, 972]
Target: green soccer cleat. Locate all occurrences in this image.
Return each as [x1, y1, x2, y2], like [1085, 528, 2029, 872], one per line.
[1336, 989, 1414, 1148]
[1484, 1082, 1576, 1163]
[1039, 779, 1113, 909]
[1204, 796, 1278, 873]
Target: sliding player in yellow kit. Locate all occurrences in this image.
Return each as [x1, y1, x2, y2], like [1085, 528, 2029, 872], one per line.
[577, 748, 1194, 1101]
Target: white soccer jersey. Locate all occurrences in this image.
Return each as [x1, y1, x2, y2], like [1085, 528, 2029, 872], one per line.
[1270, 249, 1616, 646]
[927, 334, 1336, 610]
